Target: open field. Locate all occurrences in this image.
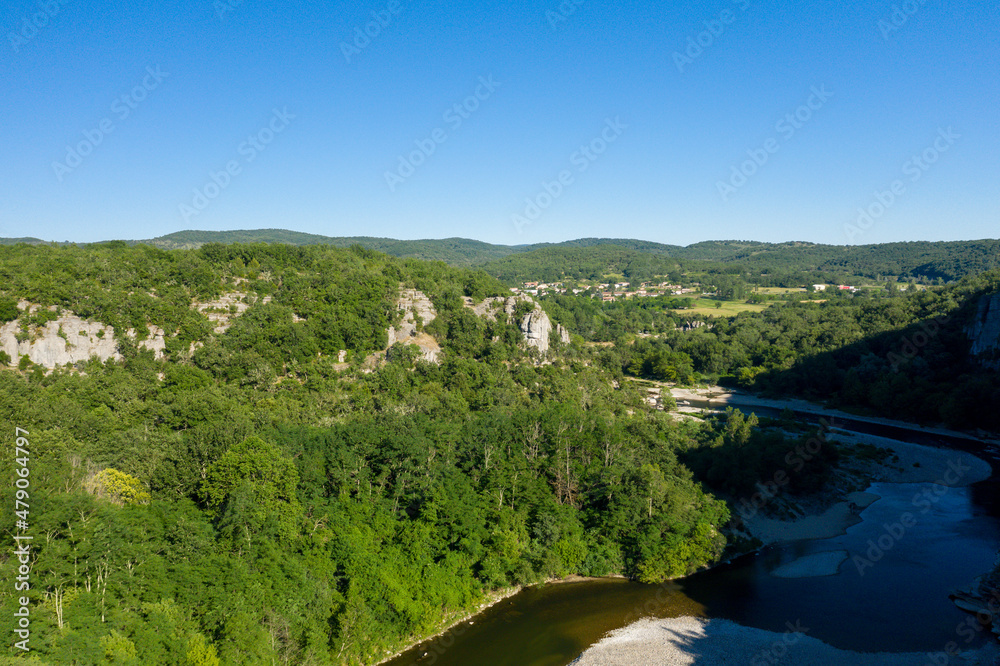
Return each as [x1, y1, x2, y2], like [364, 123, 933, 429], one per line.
[680, 297, 769, 317]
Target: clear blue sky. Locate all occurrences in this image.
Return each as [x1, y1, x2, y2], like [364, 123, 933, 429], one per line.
[1, 0, 997, 246]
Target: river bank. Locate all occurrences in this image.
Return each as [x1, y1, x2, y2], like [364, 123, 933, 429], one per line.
[375, 575, 606, 666]
[373, 585, 521, 666]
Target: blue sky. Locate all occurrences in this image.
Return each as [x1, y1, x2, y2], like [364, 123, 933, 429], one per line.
[1, 0, 997, 246]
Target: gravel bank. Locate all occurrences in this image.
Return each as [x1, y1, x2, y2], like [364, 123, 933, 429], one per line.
[571, 617, 1000, 666]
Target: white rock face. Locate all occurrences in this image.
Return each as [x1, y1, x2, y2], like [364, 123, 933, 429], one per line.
[468, 295, 568, 354]
[518, 309, 552, 352]
[967, 292, 1000, 369]
[387, 289, 440, 362]
[1, 307, 165, 368]
[193, 292, 270, 333]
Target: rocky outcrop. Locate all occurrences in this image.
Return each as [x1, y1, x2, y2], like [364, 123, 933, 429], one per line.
[387, 289, 440, 363]
[967, 293, 1000, 369]
[1, 305, 166, 368]
[519, 308, 553, 352]
[468, 295, 569, 355]
[193, 292, 271, 334]
[468, 295, 527, 320]
[951, 551, 1000, 637]
[679, 320, 708, 332]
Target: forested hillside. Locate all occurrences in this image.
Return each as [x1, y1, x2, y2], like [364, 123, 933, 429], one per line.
[0, 243, 738, 665]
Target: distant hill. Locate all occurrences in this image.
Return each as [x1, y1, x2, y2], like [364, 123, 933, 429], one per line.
[2, 229, 996, 283]
[138, 228, 341, 249]
[478, 239, 1000, 284]
[136, 229, 522, 265]
[480, 245, 682, 283]
[0, 237, 48, 245]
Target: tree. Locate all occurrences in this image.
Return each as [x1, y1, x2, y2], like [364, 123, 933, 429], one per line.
[88, 469, 151, 506]
[201, 436, 302, 544]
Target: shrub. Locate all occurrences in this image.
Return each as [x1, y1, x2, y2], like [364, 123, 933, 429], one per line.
[88, 468, 151, 506]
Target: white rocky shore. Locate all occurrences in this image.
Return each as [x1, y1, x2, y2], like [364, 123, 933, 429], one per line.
[572, 617, 1000, 665]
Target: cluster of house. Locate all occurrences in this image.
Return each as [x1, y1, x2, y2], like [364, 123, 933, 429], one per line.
[508, 280, 863, 302]
[813, 284, 859, 293]
[510, 280, 700, 302]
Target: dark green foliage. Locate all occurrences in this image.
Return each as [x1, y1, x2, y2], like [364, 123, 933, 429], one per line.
[481, 245, 684, 284]
[684, 409, 840, 498]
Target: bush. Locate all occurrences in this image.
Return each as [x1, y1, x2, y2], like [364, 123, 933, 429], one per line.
[0, 298, 18, 323]
[88, 468, 151, 506]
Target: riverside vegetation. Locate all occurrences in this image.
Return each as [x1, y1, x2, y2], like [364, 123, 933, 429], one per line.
[0, 239, 997, 665]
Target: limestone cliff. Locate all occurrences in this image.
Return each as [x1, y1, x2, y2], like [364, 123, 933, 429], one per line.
[468, 294, 569, 355]
[1, 304, 165, 368]
[967, 292, 1000, 369]
[387, 289, 440, 362]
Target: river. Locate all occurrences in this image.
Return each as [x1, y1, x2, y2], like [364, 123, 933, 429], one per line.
[384, 419, 1000, 666]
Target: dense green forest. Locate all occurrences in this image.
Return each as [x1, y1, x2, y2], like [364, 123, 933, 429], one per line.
[1, 240, 997, 664]
[0, 243, 736, 665]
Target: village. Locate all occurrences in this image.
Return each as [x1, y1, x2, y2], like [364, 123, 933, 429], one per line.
[508, 280, 859, 302]
[509, 280, 703, 301]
